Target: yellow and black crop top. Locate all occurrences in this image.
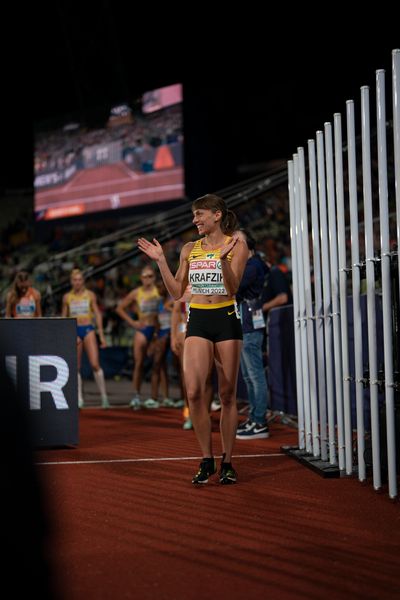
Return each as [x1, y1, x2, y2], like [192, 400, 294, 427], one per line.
[187, 237, 233, 295]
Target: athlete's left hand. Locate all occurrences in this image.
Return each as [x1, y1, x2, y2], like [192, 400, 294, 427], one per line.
[137, 238, 164, 261]
[220, 237, 238, 260]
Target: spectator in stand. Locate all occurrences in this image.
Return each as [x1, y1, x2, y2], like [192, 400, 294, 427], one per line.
[234, 230, 270, 440]
[5, 271, 42, 318]
[62, 268, 109, 409]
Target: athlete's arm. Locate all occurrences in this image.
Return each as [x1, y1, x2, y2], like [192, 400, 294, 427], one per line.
[137, 238, 191, 300]
[5, 292, 13, 318]
[61, 293, 69, 318]
[115, 289, 142, 329]
[170, 300, 181, 355]
[34, 289, 42, 317]
[91, 291, 106, 348]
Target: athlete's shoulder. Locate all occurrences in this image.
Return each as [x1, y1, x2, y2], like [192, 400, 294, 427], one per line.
[87, 289, 97, 301]
[181, 240, 196, 258]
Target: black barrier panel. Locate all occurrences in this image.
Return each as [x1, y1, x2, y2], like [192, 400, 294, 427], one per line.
[267, 305, 297, 414]
[267, 295, 385, 429]
[0, 318, 78, 447]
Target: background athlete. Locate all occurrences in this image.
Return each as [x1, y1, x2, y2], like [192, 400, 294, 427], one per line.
[62, 268, 109, 408]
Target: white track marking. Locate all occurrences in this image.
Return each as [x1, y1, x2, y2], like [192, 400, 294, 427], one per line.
[36, 453, 284, 466]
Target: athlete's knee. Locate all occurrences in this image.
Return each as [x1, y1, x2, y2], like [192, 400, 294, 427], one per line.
[219, 388, 236, 407]
[186, 386, 204, 406]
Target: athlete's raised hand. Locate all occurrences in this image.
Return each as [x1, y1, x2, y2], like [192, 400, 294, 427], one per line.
[220, 237, 238, 260]
[137, 238, 164, 262]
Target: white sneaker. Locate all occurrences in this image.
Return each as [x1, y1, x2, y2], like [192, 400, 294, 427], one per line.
[211, 398, 221, 411]
[129, 396, 141, 410]
[173, 399, 185, 408]
[162, 398, 175, 407]
[143, 398, 160, 409]
[102, 396, 110, 409]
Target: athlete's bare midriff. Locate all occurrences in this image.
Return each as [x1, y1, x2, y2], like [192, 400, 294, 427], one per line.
[190, 294, 234, 305]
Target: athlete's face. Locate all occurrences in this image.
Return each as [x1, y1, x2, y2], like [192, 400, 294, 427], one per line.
[71, 274, 84, 291]
[141, 271, 155, 287]
[192, 208, 221, 235]
[17, 280, 30, 294]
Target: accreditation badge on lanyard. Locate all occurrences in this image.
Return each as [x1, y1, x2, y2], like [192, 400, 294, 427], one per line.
[240, 303, 265, 329]
[251, 308, 265, 329]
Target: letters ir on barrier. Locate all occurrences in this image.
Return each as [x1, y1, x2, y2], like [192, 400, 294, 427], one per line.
[0, 318, 78, 448]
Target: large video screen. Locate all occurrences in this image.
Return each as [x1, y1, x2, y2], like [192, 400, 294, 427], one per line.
[34, 83, 184, 220]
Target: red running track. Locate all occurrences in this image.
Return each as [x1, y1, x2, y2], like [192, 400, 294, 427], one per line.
[35, 408, 400, 600]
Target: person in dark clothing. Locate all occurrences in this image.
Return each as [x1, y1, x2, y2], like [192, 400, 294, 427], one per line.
[235, 230, 270, 439]
[261, 262, 293, 314]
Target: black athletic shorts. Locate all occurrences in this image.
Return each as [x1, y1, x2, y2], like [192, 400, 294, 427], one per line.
[186, 301, 243, 343]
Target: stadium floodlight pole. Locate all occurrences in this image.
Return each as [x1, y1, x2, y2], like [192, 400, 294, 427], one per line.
[288, 159, 305, 450]
[316, 130, 336, 465]
[298, 146, 319, 457]
[346, 99, 366, 482]
[377, 68, 397, 499]
[294, 153, 312, 454]
[308, 139, 328, 461]
[334, 113, 353, 476]
[361, 85, 381, 491]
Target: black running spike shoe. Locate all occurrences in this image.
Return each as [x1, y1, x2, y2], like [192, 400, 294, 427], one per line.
[219, 454, 237, 485]
[192, 458, 217, 484]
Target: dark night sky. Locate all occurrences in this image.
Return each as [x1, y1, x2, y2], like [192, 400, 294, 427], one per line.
[2, 6, 398, 198]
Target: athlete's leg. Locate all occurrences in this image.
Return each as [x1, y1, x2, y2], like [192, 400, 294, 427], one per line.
[158, 336, 170, 400]
[83, 330, 100, 371]
[214, 339, 242, 462]
[132, 331, 148, 394]
[77, 337, 83, 369]
[83, 331, 108, 404]
[77, 337, 84, 407]
[149, 338, 161, 400]
[183, 336, 214, 457]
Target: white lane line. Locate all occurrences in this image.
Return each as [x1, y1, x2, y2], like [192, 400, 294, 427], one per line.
[36, 453, 285, 466]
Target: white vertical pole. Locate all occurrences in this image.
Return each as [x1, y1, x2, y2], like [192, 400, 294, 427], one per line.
[298, 147, 320, 456]
[392, 48, 400, 498]
[346, 99, 366, 481]
[361, 85, 381, 490]
[393, 50, 400, 327]
[334, 113, 353, 475]
[316, 131, 337, 464]
[294, 154, 313, 453]
[288, 160, 306, 450]
[325, 122, 345, 470]
[308, 139, 328, 461]
[377, 68, 397, 499]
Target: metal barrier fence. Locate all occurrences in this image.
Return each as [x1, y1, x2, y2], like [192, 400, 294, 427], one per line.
[288, 49, 400, 499]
